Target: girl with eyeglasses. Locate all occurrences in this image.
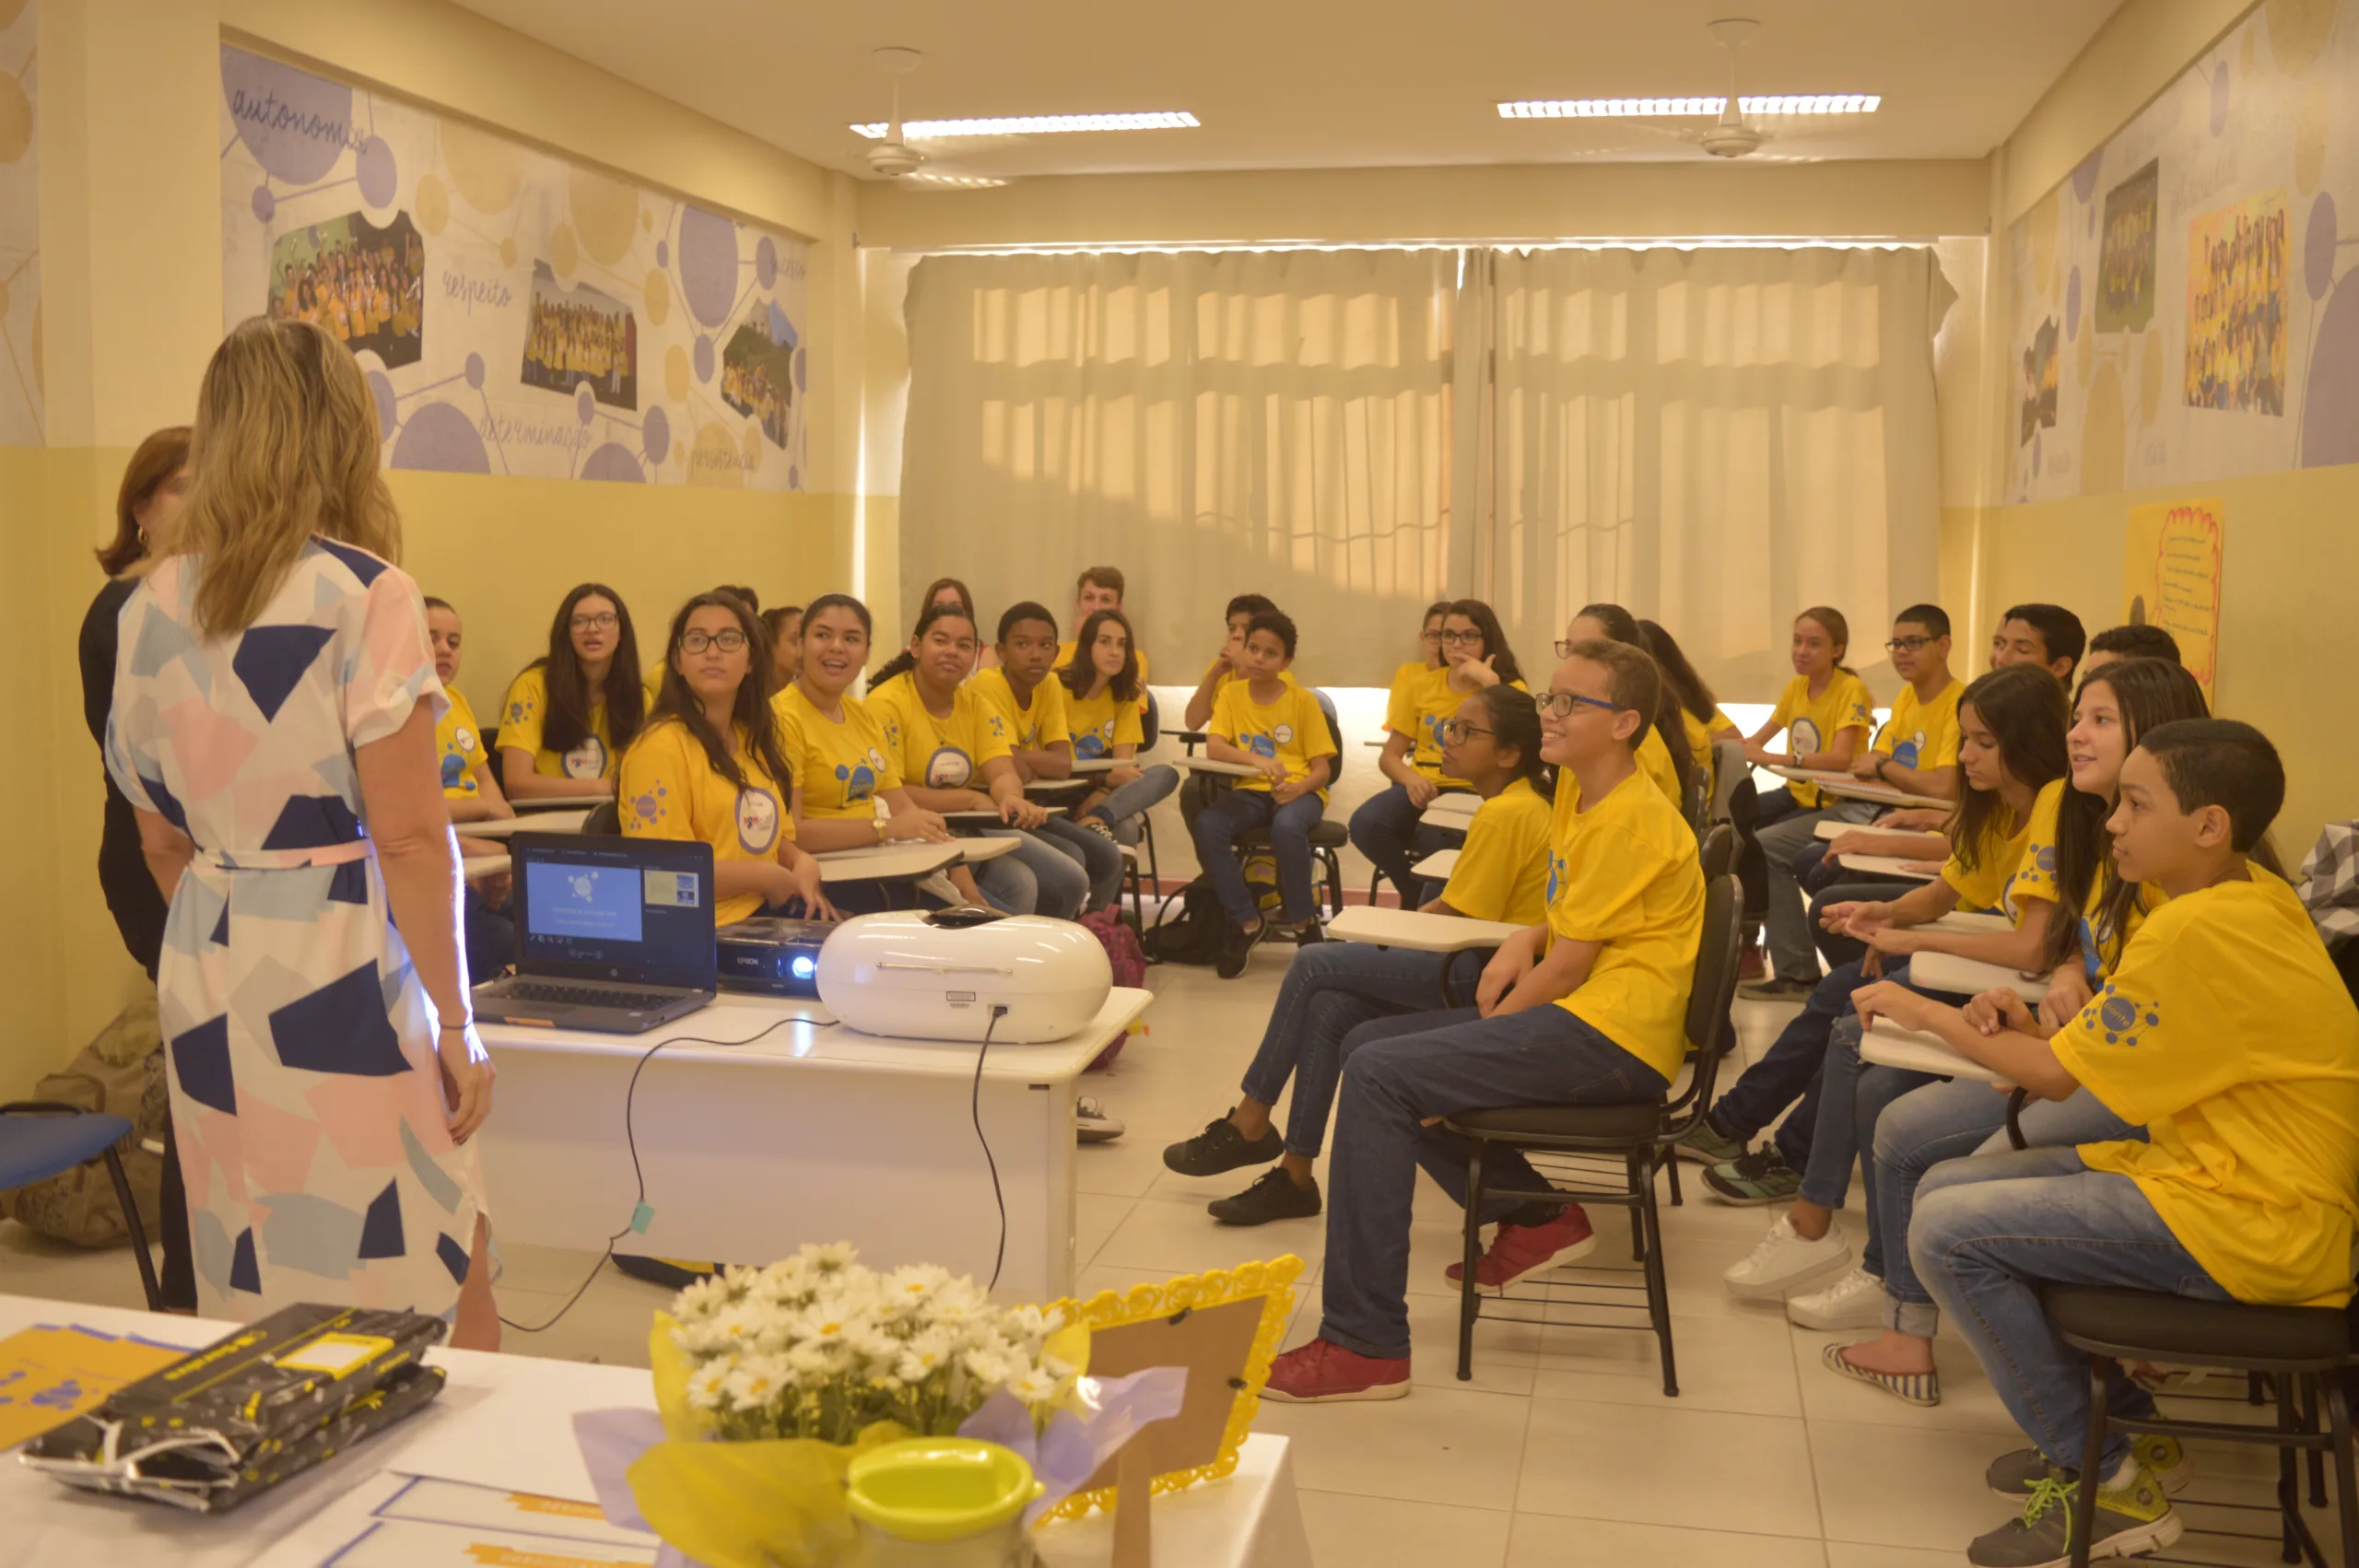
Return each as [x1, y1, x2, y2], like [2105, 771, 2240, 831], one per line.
[619, 591, 834, 925]
[1164, 685, 1557, 1225]
[1353, 599, 1527, 906]
[499, 582, 645, 801]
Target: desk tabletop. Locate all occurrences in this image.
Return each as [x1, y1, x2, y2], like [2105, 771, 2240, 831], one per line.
[946, 807, 1067, 824]
[513, 795, 615, 811]
[461, 853, 510, 880]
[1911, 950, 2051, 1004]
[1326, 906, 1524, 954]
[1425, 791, 1480, 814]
[1830, 853, 1939, 882]
[459, 810, 594, 838]
[1766, 766, 1919, 807]
[1412, 848, 1461, 880]
[1860, 1018, 2006, 1084]
[1175, 756, 1262, 778]
[1814, 819, 1947, 845]
[815, 841, 964, 881]
[478, 986, 1151, 1083]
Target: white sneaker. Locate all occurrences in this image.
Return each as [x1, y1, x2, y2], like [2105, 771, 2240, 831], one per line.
[1786, 1266, 1886, 1329]
[1723, 1212, 1850, 1299]
[1075, 1097, 1125, 1144]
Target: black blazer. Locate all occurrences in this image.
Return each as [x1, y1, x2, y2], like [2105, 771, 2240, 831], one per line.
[80, 577, 167, 979]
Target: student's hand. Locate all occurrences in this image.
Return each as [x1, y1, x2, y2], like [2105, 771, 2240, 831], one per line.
[2036, 967, 2092, 1034]
[1899, 859, 1943, 876]
[1743, 742, 1776, 766]
[1403, 776, 1439, 809]
[788, 859, 839, 922]
[1108, 766, 1143, 789]
[1960, 986, 2034, 1036]
[1850, 979, 1939, 1036]
[1826, 829, 1880, 859]
[1862, 925, 1924, 958]
[884, 806, 955, 844]
[1254, 755, 1287, 785]
[959, 790, 997, 813]
[1836, 901, 1895, 938]
[438, 1022, 496, 1144]
[1460, 655, 1502, 690]
[1476, 931, 1540, 1016]
[1879, 807, 1950, 832]
[1271, 777, 1309, 805]
[1851, 751, 1884, 779]
[1002, 796, 1050, 829]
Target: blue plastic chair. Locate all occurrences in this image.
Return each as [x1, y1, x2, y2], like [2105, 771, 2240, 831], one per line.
[0, 1101, 161, 1310]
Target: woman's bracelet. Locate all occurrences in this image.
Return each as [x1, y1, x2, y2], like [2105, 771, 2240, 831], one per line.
[438, 1019, 474, 1033]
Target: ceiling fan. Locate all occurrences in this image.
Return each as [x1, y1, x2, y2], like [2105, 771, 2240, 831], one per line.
[859, 47, 1013, 191]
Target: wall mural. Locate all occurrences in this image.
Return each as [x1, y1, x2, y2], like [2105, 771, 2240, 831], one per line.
[2007, 0, 2359, 501]
[0, 0, 37, 448]
[219, 45, 807, 489]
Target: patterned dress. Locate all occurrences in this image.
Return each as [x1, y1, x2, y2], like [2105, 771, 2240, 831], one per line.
[105, 538, 487, 1323]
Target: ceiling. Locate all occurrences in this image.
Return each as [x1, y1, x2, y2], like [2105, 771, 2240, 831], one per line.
[451, 0, 2121, 181]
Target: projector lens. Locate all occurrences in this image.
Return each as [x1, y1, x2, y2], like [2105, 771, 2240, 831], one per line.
[791, 955, 816, 979]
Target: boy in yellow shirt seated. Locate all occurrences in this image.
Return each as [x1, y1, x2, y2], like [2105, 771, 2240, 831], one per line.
[1265, 640, 1704, 1403]
[1855, 719, 2359, 1566]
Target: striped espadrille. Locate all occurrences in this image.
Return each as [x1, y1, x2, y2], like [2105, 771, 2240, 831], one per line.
[1820, 1340, 1942, 1407]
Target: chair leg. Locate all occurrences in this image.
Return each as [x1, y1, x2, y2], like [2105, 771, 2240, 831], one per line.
[1665, 1147, 1684, 1208]
[2305, 1373, 2328, 1509]
[2071, 1354, 2112, 1568]
[2276, 1371, 2304, 1563]
[2325, 1372, 2359, 1568]
[99, 1145, 162, 1313]
[1457, 1140, 1487, 1383]
[1633, 1150, 1677, 1398]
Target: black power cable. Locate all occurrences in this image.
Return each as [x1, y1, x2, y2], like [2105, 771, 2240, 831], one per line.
[973, 1005, 1009, 1292]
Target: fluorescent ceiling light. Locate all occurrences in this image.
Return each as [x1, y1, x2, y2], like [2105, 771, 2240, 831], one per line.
[908, 171, 1010, 189]
[1498, 95, 1879, 119]
[852, 111, 1199, 139]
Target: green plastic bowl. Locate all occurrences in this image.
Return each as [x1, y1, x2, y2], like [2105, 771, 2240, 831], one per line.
[844, 1438, 1039, 1544]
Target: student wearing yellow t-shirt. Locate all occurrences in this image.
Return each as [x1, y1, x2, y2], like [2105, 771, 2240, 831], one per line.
[619, 591, 832, 926]
[1058, 608, 1180, 848]
[1180, 592, 1283, 731]
[1050, 566, 1152, 713]
[498, 582, 647, 801]
[1353, 599, 1529, 907]
[1559, 603, 1689, 810]
[1164, 685, 1559, 1225]
[969, 603, 1123, 912]
[866, 603, 1087, 920]
[1732, 605, 1877, 998]
[1699, 663, 2069, 1269]
[424, 596, 518, 986]
[1197, 611, 1339, 971]
[1264, 642, 1703, 1404]
[1636, 619, 1741, 787]
[1862, 720, 2359, 1563]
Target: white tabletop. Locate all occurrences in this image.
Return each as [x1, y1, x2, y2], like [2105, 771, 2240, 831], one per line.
[1767, 766, 1919, 807]
[1412, 848, 1460, 880]
[512, 795, 616, 811]
[1176, 756, 1262, 778]
[1860, 1018, 2008, 1084]
[1911, 951, 2052, 1004]
[477, 986, 1152, 1083]
[1831, 853, 1940, 881]
[1418, 806, 1475, 832]
[1326, 905, 1525, 954]
[947, 807, 1067, 824]
[1068, 757, 1124, 773]
[815, 841, 965, 881]
[458, 810, 594, 838]
[1815, 819, 1946, 846]
[460, 854, 510, 880]
[1024, 777, 1095, 793]
[1929, 910, 2011, 935]
[1426, 791, 1481, 815]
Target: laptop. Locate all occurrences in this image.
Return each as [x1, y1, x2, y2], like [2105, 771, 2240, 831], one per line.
[472, 835, 717, 1034]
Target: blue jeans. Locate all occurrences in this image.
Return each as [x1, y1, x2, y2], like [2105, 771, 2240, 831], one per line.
[1193, 788, 1324, 927]
[1347, 781, 1468, 905]
[971, 828, 1090, 919]
[1797, 991, 1943, 1271]
[1709, 956, 1880, 1168]
[1239, 942, 1487, 1158]
[1755, 790, 1878, 981]
[1871, 1079, 2141, 1331]
[1034, 813, 1124, 910]
[1912, 1146, 2230, 1473]
[1810, 880, 1925, 971]
[1317, 1004, 1668, 1361]
[1081, 763, 1180, 848]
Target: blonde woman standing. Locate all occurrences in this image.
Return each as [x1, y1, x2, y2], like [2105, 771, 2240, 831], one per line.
[106, 318, 498, 1344]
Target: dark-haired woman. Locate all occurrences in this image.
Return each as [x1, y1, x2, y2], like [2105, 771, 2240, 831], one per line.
[620, 592, 833, 923]
[1352, 599, 1526, 906]
[1164, 685, 1555, 1225]
[1060, 609, 1179, 846]
[761, 604, 804, 688]
[499, 582, 645, 800]
[78, 424, 194, 1310]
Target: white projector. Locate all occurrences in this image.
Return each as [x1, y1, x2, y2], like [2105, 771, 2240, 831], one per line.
[815, 909, 1113, 1044]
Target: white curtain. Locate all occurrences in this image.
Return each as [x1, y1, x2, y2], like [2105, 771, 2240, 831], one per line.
[1462, 245, 1954, 699]
[897, 249, 1459, 686]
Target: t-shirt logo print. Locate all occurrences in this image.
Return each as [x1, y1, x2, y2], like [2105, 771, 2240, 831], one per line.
[1891, 728, 1926, 768]
[631, 785, 666, 825]
[2095, 982, 2161, 1047]
[836, 753, 883, 805]
[564, 735, 607, 779]
[736, 788, 780, 852]
[924, 747, 972, 789]
[1789, 718, 1823, 755]
[1247, 733, 1278, 759]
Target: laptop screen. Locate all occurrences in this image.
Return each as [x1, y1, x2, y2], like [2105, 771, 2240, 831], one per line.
[509, 834, 717, 989]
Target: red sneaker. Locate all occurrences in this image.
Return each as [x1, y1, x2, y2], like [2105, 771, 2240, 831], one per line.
[1444, 1206, 1597, 1294]
[1262, 1337, 1411, 1403]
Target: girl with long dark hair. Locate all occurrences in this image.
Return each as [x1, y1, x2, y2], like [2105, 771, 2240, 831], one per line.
[498, 581, 645, 800]
[1059, 609, 1180, 845]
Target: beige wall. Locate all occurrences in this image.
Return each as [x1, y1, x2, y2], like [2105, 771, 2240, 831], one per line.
[10, 0, 872, 1095]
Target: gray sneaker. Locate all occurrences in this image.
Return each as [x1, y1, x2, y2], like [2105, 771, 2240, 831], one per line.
[1703, 1146, 1802, 1205]
[1986, 1435, 2191, 1498]
[1737, 975, 1818, 1001]
[1967, 1467, 2180, 1566]
[1673, 1115, 1747, 1166]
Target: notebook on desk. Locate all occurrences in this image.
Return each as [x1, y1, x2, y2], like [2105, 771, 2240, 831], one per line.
[472, 835, 716, 1034]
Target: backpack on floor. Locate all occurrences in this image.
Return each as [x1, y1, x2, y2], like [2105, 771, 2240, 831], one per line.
[0, 992, 167, 1247]
[1079, 908, 1147, 989]
[1141, 875, 1227, 966]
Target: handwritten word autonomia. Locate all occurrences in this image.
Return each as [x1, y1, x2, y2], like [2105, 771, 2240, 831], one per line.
[228, 88, 367, 158]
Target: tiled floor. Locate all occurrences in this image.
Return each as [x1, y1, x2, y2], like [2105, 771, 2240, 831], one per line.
[7, 947, 2351, 1566]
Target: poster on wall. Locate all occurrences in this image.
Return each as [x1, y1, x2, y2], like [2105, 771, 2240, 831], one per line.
[2122, 498, 2224, 702]
[217, 45, 807, 489]
[2005, 0, 2359, 498]
[0, 0, 38, 448]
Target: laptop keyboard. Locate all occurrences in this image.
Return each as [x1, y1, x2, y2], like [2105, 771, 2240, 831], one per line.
[499, 980, 684, 1012]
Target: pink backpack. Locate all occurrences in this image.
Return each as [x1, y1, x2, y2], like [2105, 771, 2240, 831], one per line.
[1078, 909, 1145, 1071]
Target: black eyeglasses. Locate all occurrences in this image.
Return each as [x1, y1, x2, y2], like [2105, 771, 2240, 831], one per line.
[1436, 718, 1495, 743]
[1534, 690, 1621, 719]
[1439, 629, 1485, 646]
[1884, 636, 1936, 652]
[570, 612, 619, 632]
[1418, 628, 1444, 643]
[680, 629, 746, 654]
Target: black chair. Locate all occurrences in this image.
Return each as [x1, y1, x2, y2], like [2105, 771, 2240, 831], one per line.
[1439, 867, 1744, 1393]
[581, 801, 621, 836]
[1, 1102, 161, 1310]
[1116, 692, 1168, 928]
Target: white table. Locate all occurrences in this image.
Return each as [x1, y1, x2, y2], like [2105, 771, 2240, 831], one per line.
[1326, 905, 1525, 954]
[1912, 951, 2052, 1004]
[460, 853, 510, 880]
[0, 1294, 1309, 1568]
[475, 989, 1151, 1303]
[1412, 848, 1460, 880]
[1930, 911, 2011, 935]
[1426, 791, 1480, 816]
[1767, 766, 1919, 808]
[1175, 756, 1262, 778]
[947, 807, 1067, 824]
[513, 795, 616, 811]
[458, 810, 594, 838]
[814, 841, 965, 882]
[1829, 853, 1940, 882]
[1814, 820, 1947, 849]
[1860, 1018, 2007, 1084]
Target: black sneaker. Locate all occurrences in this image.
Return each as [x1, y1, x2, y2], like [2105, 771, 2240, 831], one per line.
[1208, 1167, 1322, 1225]
[1163, 1111, 1285, 1176]
[1737, 975, 1819, 1001]
[1215, 920, 1263, 979]
[1703, 1146, 1802, 1205]
[1291, 921, 1325, 946]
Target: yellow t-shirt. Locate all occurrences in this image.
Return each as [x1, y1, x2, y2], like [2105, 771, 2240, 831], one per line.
[619, 720, 793, 926]
[1543, 770, 1706, 1082]
[1439, 777, 1555, 926]
[1210, 680, 1337, 800]
[499, 665, 618, 781]
[2053, 869, 2359, 1308]
[1940, 786, 2045, 916]
[1387, 666, 1531, 786]
[1766, 670, 1875, 807]
[1997, 778, 2069, 919]
[1637, 725, 1684, 812]
[1679, 708, 1743, 777]
[1873, 677, 1965, 774]
[970, 667, 1072, 754]
[867, 673, 1013, 791]
[1065, 680, 1146, 762]
[772, 685, 901, 820]
[436, 686, 487, 799]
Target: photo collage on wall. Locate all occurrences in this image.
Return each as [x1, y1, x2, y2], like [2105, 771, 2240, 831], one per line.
[219, 45, 808, 489]
[2007, 0, 2357, 499]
